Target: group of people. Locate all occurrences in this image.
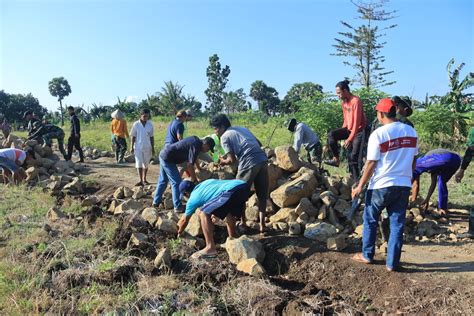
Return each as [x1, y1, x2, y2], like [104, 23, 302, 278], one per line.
[0, 79, 472, 268]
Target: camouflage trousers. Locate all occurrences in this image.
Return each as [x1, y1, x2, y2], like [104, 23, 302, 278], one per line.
[42, 130, 66, 157]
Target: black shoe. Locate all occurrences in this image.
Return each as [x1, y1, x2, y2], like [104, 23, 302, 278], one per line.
[324, 159, 340, 167]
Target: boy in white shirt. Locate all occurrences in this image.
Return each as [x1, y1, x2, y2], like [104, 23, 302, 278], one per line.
[130, 109, 155, 186]
[351, 98, 418, 272]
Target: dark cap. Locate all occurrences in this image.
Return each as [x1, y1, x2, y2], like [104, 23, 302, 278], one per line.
[392, 96, 413, 117]
[287, 118, 297, 132]
[202, 136, 215, 153]
[179, 180, 196, 200]
[23, 111, 33, 119]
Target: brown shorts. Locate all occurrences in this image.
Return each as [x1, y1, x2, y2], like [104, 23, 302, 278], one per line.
[236, 161, 269, 201]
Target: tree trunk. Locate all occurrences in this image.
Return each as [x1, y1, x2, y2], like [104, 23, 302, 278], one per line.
[59, 99, 64, 126]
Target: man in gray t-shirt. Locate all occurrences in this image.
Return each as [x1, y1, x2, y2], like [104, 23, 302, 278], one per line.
[210, 114, 269, 235]
[287, 118, 322, 165]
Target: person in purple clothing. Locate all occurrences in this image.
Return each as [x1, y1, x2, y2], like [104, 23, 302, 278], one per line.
[411, 148, 462, 218]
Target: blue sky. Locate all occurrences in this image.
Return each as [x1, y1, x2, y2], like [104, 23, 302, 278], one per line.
[1, 0, 473, 111]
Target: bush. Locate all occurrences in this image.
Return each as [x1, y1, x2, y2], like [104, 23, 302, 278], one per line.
[295, 95, 342, 139]
[352, 87, 389, 124]
[411, 104, 468, 151]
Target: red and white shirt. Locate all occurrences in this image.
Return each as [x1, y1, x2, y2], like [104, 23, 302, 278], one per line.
[367, 121, 418, 190]
[0, 148, 26, 164]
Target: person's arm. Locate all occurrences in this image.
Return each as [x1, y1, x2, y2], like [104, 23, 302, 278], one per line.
[411, 176, 420, 202]
[177, 214, 191, 235]
[150, 137, 155, 156]
[110, 121, 114, 134]
[177, 197, 199, 235]
[73, 116, 80, 137]
[293, 127, 303, 153]
[186, 163, 197, 182]
[177, 124, 184, 141]
[456, 147, 472, 182]
[131, 137, 136, 153]
[194, 161, 201, 171]
[125, 122, 129, 138]
[420, 173, 437, 211]
[351, 160, 377, 198]
[28, 124, 44, 139]
[219, 152, 236, 166]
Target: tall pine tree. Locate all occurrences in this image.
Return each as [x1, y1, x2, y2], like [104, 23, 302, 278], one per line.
[332, 0, 397, 88]
[205, 54, 231, 114]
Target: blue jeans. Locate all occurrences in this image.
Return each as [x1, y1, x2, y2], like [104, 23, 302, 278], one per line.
[153, 156, 182, 209]
[362, 186, 410, 270]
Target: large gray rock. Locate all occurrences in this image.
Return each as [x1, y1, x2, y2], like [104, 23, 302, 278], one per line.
[274, 145, 302, 172]
[63, 177, 83, 194]
[185, 213, 203, 237]
[295, 197, 318, 217]
[236, 258, 266, 276]
[320, 191, 337, 207]
[267, 163, 284, 191]
[156, 217, 178, 234]
[334, 199, 351, 217]
[141, 207, 159, 225]
[154, 248, 172, 269]
[269, 208, 297, 223]
[113, 187, 125, 199]
[81, 195, 99, 207]
[129, 232, 148, 246]
[132, 186, 146, 200]
[304, 222, 337, 242]
[288, 222, 302, 235]
[224, 235, 265, 264]
[270, 172, 317, 208]
[114, 199, 143, 215]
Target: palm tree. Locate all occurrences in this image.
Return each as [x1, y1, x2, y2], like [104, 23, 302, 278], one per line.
[48, 77, 71, 126]
[444, 58, 474, 113]
[158, 81, 184, 115]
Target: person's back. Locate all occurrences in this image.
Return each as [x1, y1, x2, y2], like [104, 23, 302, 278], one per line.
[0, 148, 25, 163]
[111, 118, 129, 138]
[295, 122, 319, 150]
[368, 121, 418, 189]
[165, 119, 185, 145]
[160, 136, 202, 164]
[185, 179, 246, 215]
[221, 126, 267, 171]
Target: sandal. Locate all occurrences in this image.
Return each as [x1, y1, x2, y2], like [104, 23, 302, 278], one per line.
[191, 250, 217, 260]
[324, 159, 340, 167]
[351, 253, 372, 264]
[135, 181, 144, 187]
[143, 180, 151, 185]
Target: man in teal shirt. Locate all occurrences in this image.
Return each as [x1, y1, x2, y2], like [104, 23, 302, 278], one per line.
[177, 179, 250, 259]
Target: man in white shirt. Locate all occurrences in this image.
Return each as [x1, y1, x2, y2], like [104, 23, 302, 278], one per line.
[351, 98, 418, 272]
[130, 109, 155, 186]
[287, 118, 322, 165]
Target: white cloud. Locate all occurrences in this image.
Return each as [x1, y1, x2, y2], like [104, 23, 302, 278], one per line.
[125, 95, 139, 103]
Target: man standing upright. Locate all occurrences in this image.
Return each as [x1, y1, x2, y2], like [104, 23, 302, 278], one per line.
[351, 98, 418, 272]
[130, 109, 155, 186]
[210, 114, 269, 235]
[325, 79, 367, 179]
[165, 110, 187, 146]
[66, 106, 85, 163]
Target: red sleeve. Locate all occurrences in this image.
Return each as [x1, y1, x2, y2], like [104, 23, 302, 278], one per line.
[348, 98, 364, 142]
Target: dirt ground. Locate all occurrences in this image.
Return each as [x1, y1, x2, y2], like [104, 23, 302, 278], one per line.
[79, 156, 474, 314]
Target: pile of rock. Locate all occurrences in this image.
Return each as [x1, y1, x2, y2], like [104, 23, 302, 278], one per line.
[82, 146, 114, 160]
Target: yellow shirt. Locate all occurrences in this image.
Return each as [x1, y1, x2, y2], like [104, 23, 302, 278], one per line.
[111, 119, 129, 138]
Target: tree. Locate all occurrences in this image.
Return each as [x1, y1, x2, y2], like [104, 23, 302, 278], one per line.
[332, 0, 397, 88]
[0, 90, 48, 125]
[158, 81, 184, 115]
[443, 58, 474, 113]
[205, 54, 231, 114]
[280, 82, 324, 114]
[182, 94, 203, 115]
[249, 80, 280, 116]
[48, 77, 71, 125]
[139, 94, 161, 116]
[223, 88, 250, 114]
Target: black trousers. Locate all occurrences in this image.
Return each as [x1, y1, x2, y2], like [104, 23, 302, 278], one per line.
[327, 127, 364, 179]
[67, 135, 84, 161]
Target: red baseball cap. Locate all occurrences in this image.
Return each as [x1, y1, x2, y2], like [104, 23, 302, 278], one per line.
[375, 98, 395, 113]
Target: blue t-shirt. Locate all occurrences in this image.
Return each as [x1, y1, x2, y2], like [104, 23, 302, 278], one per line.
[220, 126, 267, 171]
[165, 119, 185, 145]
[160, 136, 202, 164]
[185, 179, 247, 216]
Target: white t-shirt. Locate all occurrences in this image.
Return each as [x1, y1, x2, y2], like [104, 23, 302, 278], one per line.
[130, 120, 154, 150]
[0, 148, 26, 164]
[367, 121, 418, 190]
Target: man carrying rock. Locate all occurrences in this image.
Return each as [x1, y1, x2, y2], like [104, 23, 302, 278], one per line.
[287, 118, 322, 166]
[66, 106, 85, 163]
[210, 114, 269, 235]
[152, 136, 215, 213]
[23, 111, 43, 142]
[177, 179, 250, 259]
[0, 148, 35, 184]
[411, 149, 461, 219]
[351, 98, 418, 272]
[131, 109, 155, 186]
[325, 79, 367, 179]
[455, 127, 473, 239]
[27, 123, 67, 159]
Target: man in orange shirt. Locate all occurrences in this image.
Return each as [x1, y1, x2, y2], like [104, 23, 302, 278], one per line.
[325, 79, 367, 179]
[110, 110, 129, 163]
